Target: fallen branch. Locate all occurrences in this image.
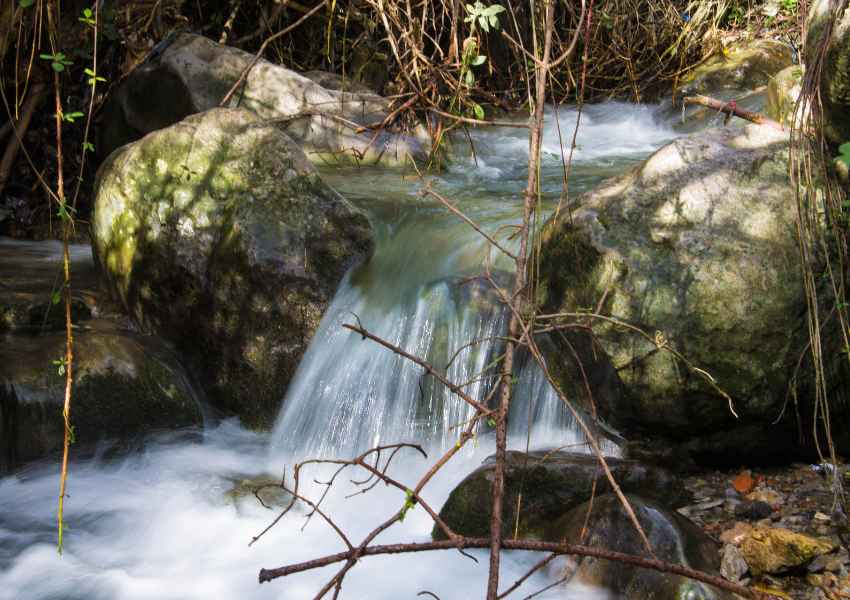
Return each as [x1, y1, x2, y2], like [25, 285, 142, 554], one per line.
[682, 95, 785, 130]
[258, 537, 775, 599]
[0, 83, 46, 198]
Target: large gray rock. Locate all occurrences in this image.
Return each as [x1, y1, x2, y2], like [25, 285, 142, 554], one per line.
[537, 124, 809, 463]
[92, 108, 373, 428]
[549, 494, 733, 599]
[434, 450, 689, 540]
[0, 322, 203, 473]
[98, 33, 429, 167]
[806, 0, 850, 144]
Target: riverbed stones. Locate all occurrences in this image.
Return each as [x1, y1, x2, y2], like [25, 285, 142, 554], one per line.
[98, 33, 429, 167]
[805, 0, 850, 144]
[92, 107, 373, 428]
[433, 450, 689, 540]
[551, 494, 733, 599]
[537, 123, 811, 464]
[0, 321, 203, 473]
[741, 527, 837, 575]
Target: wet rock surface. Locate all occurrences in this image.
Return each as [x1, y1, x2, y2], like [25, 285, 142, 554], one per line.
[551, 494, 734, 599]
[435, 450, 690, 540]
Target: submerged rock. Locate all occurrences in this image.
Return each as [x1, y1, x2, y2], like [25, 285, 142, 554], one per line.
[434, 450, 689, 540]
[551, 494, 733, 599]
[93, 108, 373, 428]
[98, 33, 430, 167]
[537, 124, 812, 465]
[0, 322, 203, 473]
[805, 0, 850, 144]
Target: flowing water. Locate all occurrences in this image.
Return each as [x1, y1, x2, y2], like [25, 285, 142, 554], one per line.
[0, 102, 683, 600]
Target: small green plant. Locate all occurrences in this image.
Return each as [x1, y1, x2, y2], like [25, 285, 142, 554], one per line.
[40, 52, 73, 73]
[78, 7, 96, 27]
[837, 142, 850, 167]
[52, 357, 68, 376]
[779, 0, 798, 14]
[464, 1, 506, 33]
[84, 68, 106, 87]
[398, 489, 417, 521]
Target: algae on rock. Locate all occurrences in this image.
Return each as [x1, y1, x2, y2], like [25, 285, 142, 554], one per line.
[93, 107, 374, 429]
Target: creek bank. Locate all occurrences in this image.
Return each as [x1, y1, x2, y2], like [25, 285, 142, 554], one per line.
[93, 108, 374, 429]
[535, 122, 844, 465]
[680, 464, 850, 598]
[98, 33, 431, 168]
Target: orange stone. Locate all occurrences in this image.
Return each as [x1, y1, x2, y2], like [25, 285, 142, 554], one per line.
[732, 470, 755, 494]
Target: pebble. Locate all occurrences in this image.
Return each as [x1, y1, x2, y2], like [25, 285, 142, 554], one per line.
[720, 543, 749, 583]
[735, 499, 774, 520]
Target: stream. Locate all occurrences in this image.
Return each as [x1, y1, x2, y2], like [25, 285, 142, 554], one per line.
[0, 102, 686, 600]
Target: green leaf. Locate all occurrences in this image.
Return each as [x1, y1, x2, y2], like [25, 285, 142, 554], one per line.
[838, 142, 850, 166]
[490, 14, 500, 28]
[464, 69, 474, 86]
[483, 4, 505, 15]
[51, 62, 65, 72]
[487, 417, 496, 427]
[51, 290, 61, 305]
[470, 54, 487, 66]
[479, 15, 490, 31]
[83, 8, 93, 17]
[473, 103, 485, 120]
[19, 0, 35, 7]
[82, 141, 95, 152]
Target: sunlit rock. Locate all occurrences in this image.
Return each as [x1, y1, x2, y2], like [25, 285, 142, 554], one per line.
[98, 33, 430, 167]
[93, 108, 373, 429]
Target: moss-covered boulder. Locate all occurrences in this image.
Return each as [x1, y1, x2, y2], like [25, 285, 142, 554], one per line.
[805, 0, 850, 144]
[92, 108, 373, 428]
[549, 494, 733, 599]
[678, 39, 792, 98]
[98, 33, 429, 167]
[434, 450, 688, 540]
[537, 124, 808, 464]
[766, 65, 804, 127]
[0, 323, 203, 473]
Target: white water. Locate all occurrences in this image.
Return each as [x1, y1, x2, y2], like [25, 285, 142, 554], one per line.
[0, 102, 679, 600]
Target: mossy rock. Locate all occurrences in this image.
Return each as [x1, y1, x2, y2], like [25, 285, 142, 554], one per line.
[0, 324, 202, 473]
[537, 124, 816, 464]
[98, 33, 430, 167]
[549, 494, 733, 599]
[434, 450, 689, 540]
[679, 39, 792, 97]
[741, 527, 837, 576]
[93, 108, 373, 429]
[766, 65, 804, 127]
[805, 0, 850, 144]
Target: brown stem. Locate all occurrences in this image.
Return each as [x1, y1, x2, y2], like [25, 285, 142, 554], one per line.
[0, 82, 46, 198]
[682, 95, 786, 130]
[259, 537, 770, 599]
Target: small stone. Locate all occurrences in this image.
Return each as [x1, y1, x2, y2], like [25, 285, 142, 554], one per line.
[720, 522, 753, 545]
[733, 470, 755, 494]
[814, 512, 831, 522]
[808, 552, 845, 573]
[721, 543, 749, 582]
[741, 527, 838, 576]
[735, 500, 774, 520]
[746, 487, 784, 507]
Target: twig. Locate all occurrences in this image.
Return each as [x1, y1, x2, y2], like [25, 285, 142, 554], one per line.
[682, 95, 786, 130]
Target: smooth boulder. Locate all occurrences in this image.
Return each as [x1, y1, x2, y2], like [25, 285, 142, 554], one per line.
[434, 450, 689, 540]
[537, 124, 809, 464]
[549, 494, 733, 599]
[0, 323, 203, 473]
[98, 33, 429, 167]
[806, 0, 850, 144]
[93, 108, 373, 428]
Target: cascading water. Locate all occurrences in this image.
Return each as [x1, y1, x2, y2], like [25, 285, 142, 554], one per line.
[0, 102, 678, 600]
